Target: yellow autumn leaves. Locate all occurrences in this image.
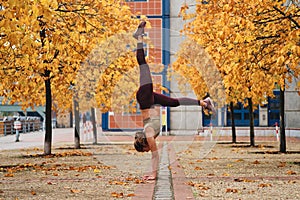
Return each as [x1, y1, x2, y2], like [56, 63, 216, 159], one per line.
[177, 0, 300, 106]
[1, 0, 298, 115]
[0, 0, 141, 112]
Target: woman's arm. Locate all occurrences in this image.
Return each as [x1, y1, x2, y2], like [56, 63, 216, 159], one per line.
[144, 127, 159, 180]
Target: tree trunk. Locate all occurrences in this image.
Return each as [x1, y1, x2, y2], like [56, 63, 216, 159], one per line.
[44, 77, 52, 155]
[248, 98, 255, 147]
[70, 111, 73, 128]
[279, 87, 286, 153]
[230, 102, 236, 143]
[91, 107, 97, 144]
[74, 99, 81, 149]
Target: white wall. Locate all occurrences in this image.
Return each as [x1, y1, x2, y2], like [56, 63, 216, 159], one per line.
[285, 79, 300, 128]
[169, 0, 202, 133]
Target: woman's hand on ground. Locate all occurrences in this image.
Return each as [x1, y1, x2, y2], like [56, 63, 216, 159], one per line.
[143, 174, 156, 180]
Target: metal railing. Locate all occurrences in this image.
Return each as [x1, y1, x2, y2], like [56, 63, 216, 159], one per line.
[0, 117, 41, 136]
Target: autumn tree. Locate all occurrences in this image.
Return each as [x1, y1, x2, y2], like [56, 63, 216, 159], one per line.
[0, 0, 138, 154]
[171, 38, 226, 119]
[178, 0, 299, 147]
[75, 34, 138, 146]
[77, 33, 139, 114]
[254, 1, 300, 152]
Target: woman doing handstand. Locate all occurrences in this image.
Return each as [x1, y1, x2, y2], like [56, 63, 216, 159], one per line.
[133, 21, 215, 180]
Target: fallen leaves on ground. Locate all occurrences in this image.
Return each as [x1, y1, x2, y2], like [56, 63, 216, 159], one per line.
[286, 170, 296, 175]
[1, 163, 112, 176]
[252, 160, 260, 164]
[134, 179, 145, 184]
[258, 183, 272, 188]
[277, 162, 286, 168]
[234, 178, 255, 183]
[187, 181, 210, 190]
[70, 189, 81, 194]
[111, 192, 124, 198]
[288, 180, 297, 184]
[109, 180, 128, 185]
[110, 176, 146, 185]
[111, 192, 136, 198]
[235, 159, 245, 162]
[25, 151, 93, 158]
[184, 150, 192, 154]
[4, 173, 14, 177]
[226, 188, 238, 193]
[194, 166, 203, 170]
[93, 168, 101, 173]
[125, 176, 145, 184]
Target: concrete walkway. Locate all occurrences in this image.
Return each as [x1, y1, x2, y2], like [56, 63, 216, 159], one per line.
[0, 128, 75, 150]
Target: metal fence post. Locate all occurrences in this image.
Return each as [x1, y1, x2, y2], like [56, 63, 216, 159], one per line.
[4, 123, 6, 136]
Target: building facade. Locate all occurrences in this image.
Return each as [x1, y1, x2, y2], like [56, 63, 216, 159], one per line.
[102, 0, 170, 131]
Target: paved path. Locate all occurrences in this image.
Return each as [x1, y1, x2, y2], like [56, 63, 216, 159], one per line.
[0, 128, 134, 150]
[153, 142, 174, 199]
[0, 128, 194, 199]
[0, 128, 74, 150]
[0, 128, 299, 199]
